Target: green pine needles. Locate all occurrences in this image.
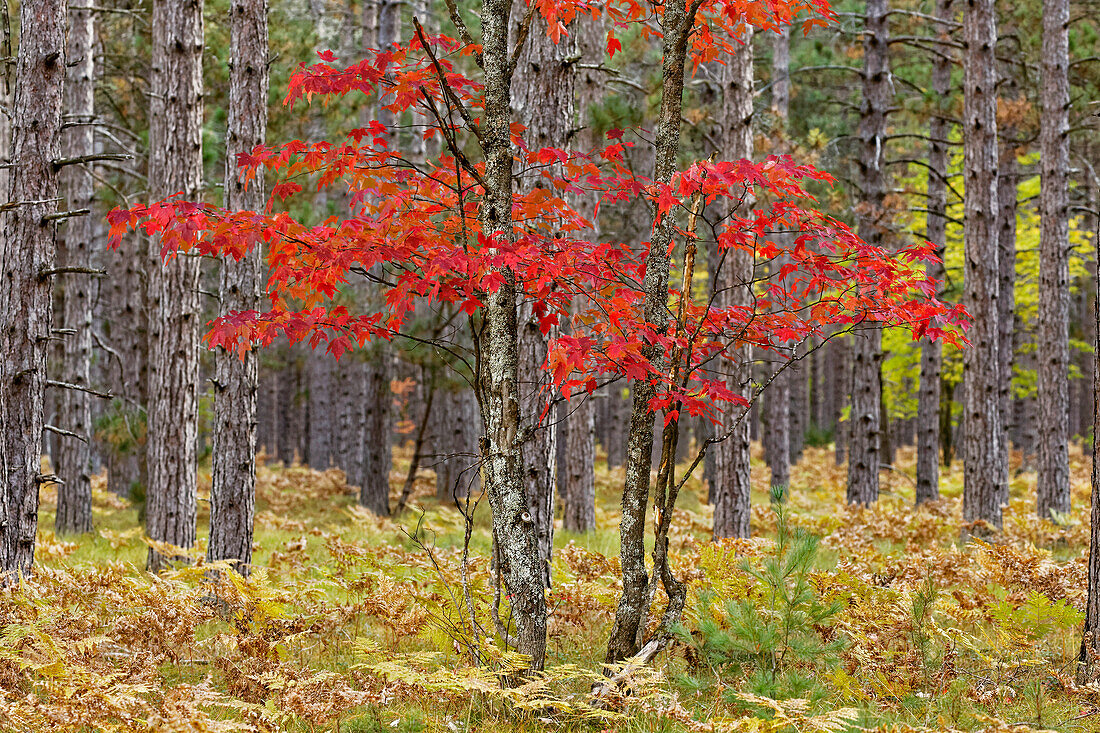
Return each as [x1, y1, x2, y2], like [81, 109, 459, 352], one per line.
[678, 501, 845, 701]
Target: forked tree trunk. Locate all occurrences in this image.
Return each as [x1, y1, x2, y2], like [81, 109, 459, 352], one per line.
[209, 0, 268, 575]
[1036, 0, 1070, 520]
[606, 0, 695, 665]
[0, 0, 66, 577]
[478, 0, 546, 670]
[712, 27, 753, 540]
[961, 0, 1006, 529]
[55, 1, 97, 535]
[915, 0, 952, 504]
[145, 0, 204, 572]
[847, 0, 889, 507]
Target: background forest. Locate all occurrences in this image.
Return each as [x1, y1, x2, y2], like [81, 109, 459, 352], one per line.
[1, 0, 1100, 729]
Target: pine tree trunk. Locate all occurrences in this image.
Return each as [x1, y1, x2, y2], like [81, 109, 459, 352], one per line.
[146, 0, 204, 572]
[307, 351, 333, 467]
[359, 355, 392, 515]
[847, 0, 890, 507]
[961, 0, 1006, 529]
[712, 28, 753, 540]
[1036, 0, 1070, 519]
[208, 0, 267, 575]
[996, 122, 1017, 486]
[915, 0, 952, 504]
[0, 0, 66, 577]
[55, 2, 96, 535]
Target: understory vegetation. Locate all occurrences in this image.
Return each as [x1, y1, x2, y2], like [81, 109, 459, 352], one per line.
[2, 444, 1097, 732]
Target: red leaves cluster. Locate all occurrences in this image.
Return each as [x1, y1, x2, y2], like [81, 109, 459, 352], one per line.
[107, 3, 967, 424]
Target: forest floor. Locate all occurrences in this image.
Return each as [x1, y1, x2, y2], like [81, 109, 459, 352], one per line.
[2, 441, 1099, 732]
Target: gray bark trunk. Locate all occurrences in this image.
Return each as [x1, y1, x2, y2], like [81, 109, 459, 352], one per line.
[145, 0, 204, 571]
[55, 2, 97, 535]
[478, 0, 547, 670]
[712, 28, 754, 540]
[307, 350, 333, 467]
[915, 0, 952, 504]
[1079, 196, 1100, 681]
[0, 0, 66, 576]
[1036, 0, 1070, 519]
[209, 0, 268, 575]
[847, 0, 890, 507]
[996, 119, 1017, 492]
[961, 0, 1006, 529]
[606, 0, 694, 664]
[359, 355, 392, 515]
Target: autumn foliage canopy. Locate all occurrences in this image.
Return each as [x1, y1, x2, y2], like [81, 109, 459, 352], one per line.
[107, 0, 967, 425]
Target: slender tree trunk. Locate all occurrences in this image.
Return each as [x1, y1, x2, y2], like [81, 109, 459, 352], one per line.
[1078, 203, 1100, 681]
[478, 0, 546, 670]
[209, 0, 268, 575]
[996, 121, 1017, 486]
[1036, 0, 1070, 519]
[847, 0, 890, 507]
[961, 0, 1006, 529]
[0, 0, 66, 577]
[606, 0, 695, 664]
[712, 27, 754, 540]
[915, 0, 952, 504]
[55, 2, 97, 535]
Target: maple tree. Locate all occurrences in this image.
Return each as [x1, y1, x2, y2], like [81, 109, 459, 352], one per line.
[106, 0, 966, 669]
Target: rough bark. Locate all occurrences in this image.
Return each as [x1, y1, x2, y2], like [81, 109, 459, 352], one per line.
[996, 118, 1017, 491]
[359, 355, 392, 515]
[606, 0, 694, 664]
[55, 2, 97, 535]
[847, 0, 889, 507]
[1036, 0, 1070, 519]
[0, 0, 66, 577]
[560, 13, 601, 535]
[145, 0, 204, 572]
[478, 0, 547, 670]
[961, 0, 1006, 529]
[307, 350, 333, 467]
[209, 0, 268, 575]
[915, 0, 952, 504]
[712, 27, 754, 540]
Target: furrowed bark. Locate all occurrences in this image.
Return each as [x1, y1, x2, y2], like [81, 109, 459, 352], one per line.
[847, 0, 889, 507]
[209, 0, 268, 576]
[1036, 0, 1070, 520]
[0, 0, 66, 577]
[915, 0, 951, 505]
[146, 0, 204, 571]
[55, 1, 97, 535]
[712, 27, 754, 540]
[1078, 210, 1100, 682]
[961, 0, 1006, 530]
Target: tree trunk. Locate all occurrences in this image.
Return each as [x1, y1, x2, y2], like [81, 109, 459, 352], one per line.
[359, 355, 392, 515]
[915, 0, 952, 504]
[1036, 0, 1070, 519]
[55, 2, 97, 535]
[0, 0, 66, 577]
[996, 118, 1017, 489]
[1078, 198, 1100, 681]
[847, 0, 890, 507]
[209, 0, 267, 576]
[712, 27, 754, 540]
[477, 0, 547, 671]
[606, 0, 695, 665]
[145, 0, 204, 572]
[961, 0, 1006, 530]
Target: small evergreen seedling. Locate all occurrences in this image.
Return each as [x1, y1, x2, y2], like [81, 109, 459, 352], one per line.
[679, 503, 845, 700]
